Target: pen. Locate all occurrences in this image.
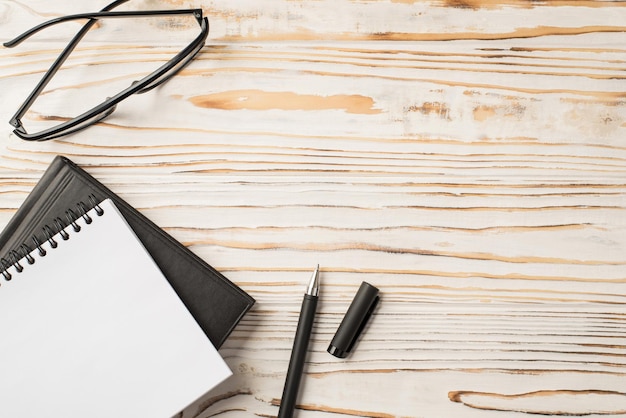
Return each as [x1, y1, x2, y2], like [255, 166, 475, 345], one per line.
[277, 265, 320, 418]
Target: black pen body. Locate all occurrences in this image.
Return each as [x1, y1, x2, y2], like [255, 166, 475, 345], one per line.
[277, 293, 318, 418]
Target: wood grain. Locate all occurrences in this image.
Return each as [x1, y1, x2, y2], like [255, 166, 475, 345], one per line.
[0, 0, 625, 416]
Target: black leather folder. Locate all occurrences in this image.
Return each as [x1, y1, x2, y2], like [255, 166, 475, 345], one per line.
[0, 155, 254, 348]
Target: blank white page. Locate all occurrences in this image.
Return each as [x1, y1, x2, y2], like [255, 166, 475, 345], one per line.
[0, 199, 231, 418]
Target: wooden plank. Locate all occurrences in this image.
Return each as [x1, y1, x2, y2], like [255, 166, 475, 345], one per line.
[0, 0, 624, 416]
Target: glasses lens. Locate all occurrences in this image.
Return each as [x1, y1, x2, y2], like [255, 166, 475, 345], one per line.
[13, 11, 204, 137]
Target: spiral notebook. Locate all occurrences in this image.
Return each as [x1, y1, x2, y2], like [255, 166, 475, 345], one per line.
[0, 155, 254, 348]
[0, 198, 232, 417]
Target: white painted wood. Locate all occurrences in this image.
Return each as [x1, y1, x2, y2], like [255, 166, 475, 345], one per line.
[0, 0, 625, 416]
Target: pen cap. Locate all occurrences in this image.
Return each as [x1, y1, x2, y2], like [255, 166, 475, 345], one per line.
[327, 281, 379, 358]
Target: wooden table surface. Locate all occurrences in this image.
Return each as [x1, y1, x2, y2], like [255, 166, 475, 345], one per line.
[1, 1, 625, 417]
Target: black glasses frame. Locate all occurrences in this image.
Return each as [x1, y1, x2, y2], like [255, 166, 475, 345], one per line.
[4, 0, 209, 141]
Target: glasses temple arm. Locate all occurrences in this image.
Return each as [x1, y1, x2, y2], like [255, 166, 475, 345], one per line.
[6, 3, 203, 128]
[3, 9, 203, 48]
[7, 0, 129, 127]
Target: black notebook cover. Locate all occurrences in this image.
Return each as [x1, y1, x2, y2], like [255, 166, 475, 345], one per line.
[0, 155, 254, 349]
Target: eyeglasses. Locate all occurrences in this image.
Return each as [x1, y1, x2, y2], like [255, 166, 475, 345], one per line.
[4, 0, 208, 141]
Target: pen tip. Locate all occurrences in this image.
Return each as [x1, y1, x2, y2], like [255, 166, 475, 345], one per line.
[307, 265, 320, 296]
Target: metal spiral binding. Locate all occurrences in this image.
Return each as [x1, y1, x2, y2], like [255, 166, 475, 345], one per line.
[0, 194, 104, 281]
